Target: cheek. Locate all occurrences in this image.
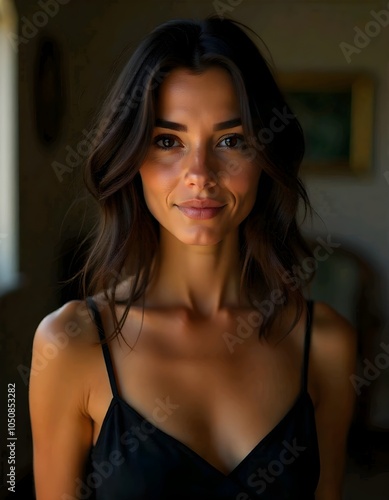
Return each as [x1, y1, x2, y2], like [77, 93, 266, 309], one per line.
[223, 167, 261, 221]
[222, 165, 261, 200]
[139, 166, 177, 210]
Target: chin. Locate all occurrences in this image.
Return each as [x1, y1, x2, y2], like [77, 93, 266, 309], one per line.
[175, 229, 225, 247]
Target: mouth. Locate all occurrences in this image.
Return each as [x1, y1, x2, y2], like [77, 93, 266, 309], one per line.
[175, 205, 226, 220]
[174, 198, 227, 220]
[177, 198, 226, 208]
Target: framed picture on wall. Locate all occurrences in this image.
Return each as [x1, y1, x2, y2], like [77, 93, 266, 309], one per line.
[277, 72, 374, 176]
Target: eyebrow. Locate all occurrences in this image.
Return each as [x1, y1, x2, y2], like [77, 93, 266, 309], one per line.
[154, 117, 242, 132]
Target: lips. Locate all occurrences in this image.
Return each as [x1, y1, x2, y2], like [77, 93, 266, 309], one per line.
[175, 199, 226, 220]
[177, 198, 226, 208]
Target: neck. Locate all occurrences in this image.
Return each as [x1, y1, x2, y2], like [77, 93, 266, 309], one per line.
[146, 227, 248, 317]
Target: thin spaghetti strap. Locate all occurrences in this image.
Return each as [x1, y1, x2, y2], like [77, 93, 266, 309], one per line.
[302, 299, 314, 394]
[86, 296, 120, 399]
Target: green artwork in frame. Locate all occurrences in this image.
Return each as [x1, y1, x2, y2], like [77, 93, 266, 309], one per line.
[278, 73, 374, 176]
[285, 90, 352, 165]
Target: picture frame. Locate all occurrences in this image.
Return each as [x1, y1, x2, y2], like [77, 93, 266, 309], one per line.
[277, 72, 374, 176]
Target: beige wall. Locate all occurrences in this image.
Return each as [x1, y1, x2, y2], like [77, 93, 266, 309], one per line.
[1, 0, 388, 486]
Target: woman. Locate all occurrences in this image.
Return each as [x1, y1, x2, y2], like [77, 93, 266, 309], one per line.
[29, 16, 357, 499]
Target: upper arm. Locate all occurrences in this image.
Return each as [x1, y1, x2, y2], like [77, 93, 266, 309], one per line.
[311, 302, 358, 500]
[29, 301, 94, 500]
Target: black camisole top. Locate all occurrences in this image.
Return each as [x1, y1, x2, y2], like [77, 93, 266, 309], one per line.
[84, 297, 320, 499]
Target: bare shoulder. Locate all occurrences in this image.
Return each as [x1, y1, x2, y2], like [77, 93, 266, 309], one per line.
[30, 298, 105, 436]
[31, 299, 100, 394]
[32, 298, 103, 359]
[34, 298, 97, 344]
[308, 306, 358, 496]
[30, 299, 99, 498]
[310, 301, 358, 404]
[311, 301, 357, 358]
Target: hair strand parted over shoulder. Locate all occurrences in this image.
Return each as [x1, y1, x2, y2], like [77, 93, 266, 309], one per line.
[72, 15, 316, 345]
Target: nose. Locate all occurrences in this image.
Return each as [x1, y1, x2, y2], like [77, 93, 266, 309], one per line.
[184, 146, 218, 190]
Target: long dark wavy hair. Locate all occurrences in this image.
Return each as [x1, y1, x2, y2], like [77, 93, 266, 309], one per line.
[74, 15, 316, 344]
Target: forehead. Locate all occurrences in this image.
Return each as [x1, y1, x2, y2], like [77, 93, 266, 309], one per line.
[155, 66, 240, 117]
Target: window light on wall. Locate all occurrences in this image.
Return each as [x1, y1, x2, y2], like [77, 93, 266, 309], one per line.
[0, 0, 19, 295]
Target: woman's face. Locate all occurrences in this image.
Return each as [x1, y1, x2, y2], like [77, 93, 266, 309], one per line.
[139, 66, 262, 246]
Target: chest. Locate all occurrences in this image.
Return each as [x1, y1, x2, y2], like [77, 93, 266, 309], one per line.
[87, 310, 305, 475]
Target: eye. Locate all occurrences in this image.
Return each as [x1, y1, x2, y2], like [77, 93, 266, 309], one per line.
[153, 134, 182, 150]
[217, 134, 245, 149]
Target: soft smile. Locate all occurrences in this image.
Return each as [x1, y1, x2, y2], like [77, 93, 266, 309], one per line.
[175, 199, 227, 220]
[176, 206, 225, 220]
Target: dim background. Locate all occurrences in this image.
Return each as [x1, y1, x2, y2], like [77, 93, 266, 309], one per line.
[0, 0, 388, 498]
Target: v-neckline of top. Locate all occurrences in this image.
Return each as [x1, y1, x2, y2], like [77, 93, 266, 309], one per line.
[93, 388, 312, 479]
